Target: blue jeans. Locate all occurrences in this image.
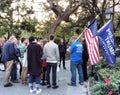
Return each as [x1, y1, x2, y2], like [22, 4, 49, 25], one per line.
[70, 61, 84, 85]
[29, 74, 41, 89]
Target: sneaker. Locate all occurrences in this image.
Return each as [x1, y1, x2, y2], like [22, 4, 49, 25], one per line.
[4, 82, 13, 87]
[52, 85, 59, 89]
[30, 89, 34, 93]
[36, 89, 42, 94]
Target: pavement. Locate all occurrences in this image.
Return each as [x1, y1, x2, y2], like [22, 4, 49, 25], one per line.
[0, 60, 88, 95]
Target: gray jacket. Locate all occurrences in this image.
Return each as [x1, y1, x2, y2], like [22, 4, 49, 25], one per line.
[43, 41, 60, 63]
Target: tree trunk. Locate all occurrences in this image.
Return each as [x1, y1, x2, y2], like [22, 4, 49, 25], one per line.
[48, 16, 62, 36]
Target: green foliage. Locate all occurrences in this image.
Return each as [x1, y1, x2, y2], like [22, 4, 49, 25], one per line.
[90, 61, 120, 95]
[20, 21, 35, 32]
[90, 82, 108, 95]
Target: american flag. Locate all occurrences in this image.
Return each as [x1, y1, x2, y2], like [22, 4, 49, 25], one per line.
[84, 19, 100, 65]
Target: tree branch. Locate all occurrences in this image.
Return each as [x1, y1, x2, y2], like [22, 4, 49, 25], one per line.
[68, 0, 82, 15]
[47, 0, 63, 16]
[109, 0, 120, 8]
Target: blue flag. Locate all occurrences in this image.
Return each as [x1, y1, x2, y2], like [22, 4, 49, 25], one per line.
[87, 19, 98, 37]
[97, 20, 115, 64]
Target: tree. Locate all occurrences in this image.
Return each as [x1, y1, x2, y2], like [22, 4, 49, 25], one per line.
[45, 0, 120, 36]
[46, 0, 83, 36]
[0, 0, 37, 38]
[0, 0, 14, 38]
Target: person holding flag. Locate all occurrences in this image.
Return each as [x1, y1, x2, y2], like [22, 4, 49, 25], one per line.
[67, 36, 84, 86]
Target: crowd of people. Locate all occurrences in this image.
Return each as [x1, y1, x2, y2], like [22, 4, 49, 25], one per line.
[0, 34, 89, 94]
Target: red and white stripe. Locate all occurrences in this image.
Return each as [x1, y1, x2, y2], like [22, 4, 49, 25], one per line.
[84, 28, 100, 65]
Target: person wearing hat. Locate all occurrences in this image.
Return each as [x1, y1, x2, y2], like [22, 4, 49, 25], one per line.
[67, 36, 84, 86]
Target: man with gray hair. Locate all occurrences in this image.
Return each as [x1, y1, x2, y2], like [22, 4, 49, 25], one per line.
[1, 35, 17, 87]
[67, 36, 84, 86]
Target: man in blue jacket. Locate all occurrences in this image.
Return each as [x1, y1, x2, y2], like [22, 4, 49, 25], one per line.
[1, 35, 17, 87]
[67, 36, 84, 86]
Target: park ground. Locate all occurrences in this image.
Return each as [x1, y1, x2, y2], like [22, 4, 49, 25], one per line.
[0, 60, 88, 95]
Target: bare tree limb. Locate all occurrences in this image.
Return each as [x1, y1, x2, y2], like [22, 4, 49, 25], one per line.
[47, 0, 63, 16]
[69, 0, 82, 14]
[109, 0, 120, 8]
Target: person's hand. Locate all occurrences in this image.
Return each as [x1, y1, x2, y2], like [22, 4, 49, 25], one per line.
[67, 48, 70, 53]
[57, 62, 60, 66]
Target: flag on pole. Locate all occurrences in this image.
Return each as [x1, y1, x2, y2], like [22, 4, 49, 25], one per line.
[97, 20, 115, 64]
[84, 19, 100, 65]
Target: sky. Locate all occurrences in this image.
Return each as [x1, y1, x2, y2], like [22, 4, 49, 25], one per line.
[12, 0, 49, 21]
[11, 0, 120, 22]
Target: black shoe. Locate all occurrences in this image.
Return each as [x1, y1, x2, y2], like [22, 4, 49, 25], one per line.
[63, 67, 66, 69]
[52, 85, 59, 89]
[42, 82, 47, 86]
[79, 82, 84, 85]
[4, 82, 13, 87]
[68, 83, 76, 86]
[12, 80, 19, 83]
[47, 84, 51, 88]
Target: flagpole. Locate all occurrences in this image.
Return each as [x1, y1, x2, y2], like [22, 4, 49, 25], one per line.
[76, 31, 83, 41]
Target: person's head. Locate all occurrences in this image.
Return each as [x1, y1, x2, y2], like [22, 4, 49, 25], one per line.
[70, 36, 77, 43]
[60, 38, 64, 43]
[37, 37, 44, 48]
[37, 37, 43, 44]
[37, 37, 43, 42]
[21, 37, 28, 45]
[43, 39, 48, 47]
[49, 35, 54, 41]
[9, 35, 17, 44]
[29, 36, 36, 43]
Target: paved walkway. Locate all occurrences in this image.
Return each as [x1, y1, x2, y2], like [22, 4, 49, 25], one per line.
[0, 60, 88, 95]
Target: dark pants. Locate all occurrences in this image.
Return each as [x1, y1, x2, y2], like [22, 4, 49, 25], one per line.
[19, 62, 22, 78]
[42, 67, 47, 83]
[47, 63, 57, 86]
[59, 53, 65, 68]
[82, 59, 88, 81]
[10, 63, 17, 81]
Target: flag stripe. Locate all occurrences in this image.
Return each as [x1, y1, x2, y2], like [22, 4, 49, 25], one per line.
[84, 28, 100, 65]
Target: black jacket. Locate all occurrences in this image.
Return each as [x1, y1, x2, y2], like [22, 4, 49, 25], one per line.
[82, 41, 89, 61]
[58, 43, 66, 54]
[27, 42, 42, 76]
